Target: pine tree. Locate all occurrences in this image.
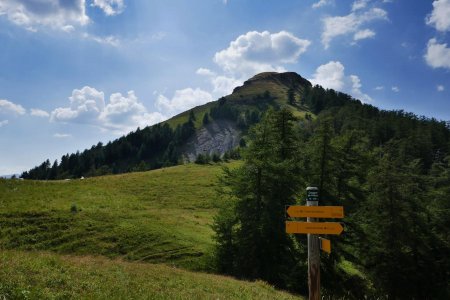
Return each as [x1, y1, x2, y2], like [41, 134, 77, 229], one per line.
[213, 108, 302, 287]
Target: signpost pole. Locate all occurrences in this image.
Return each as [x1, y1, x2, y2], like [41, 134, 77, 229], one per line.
[306, 187, 320, 300]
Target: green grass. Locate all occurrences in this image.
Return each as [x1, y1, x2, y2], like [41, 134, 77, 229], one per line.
[0, 163, 239, 270]
[162, 79, 313, 131]
[164, 102, 215, 129]
[0, 250, 302, 299]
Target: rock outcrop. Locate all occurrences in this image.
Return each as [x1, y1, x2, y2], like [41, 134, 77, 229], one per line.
[182, 119, 241, 162]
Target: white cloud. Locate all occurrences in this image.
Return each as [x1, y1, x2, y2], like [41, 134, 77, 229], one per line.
[198, 30, 310, 98]
[374, 86, 384, 90]
[99, 91, 165, 132]
[349, 75, 372, 103]
[391, 86, 400, 92]
[310, 61, 345, 90]
[82, 33, 121, 47]
[353, 29, 375, 41]
[51, 87, 164, 134]
[0, 0, 89, 31]
[51, 86, 105, 123]
[54, 133, 71, 138]
[214, 30, 311, 79]
[312, 0, 332, 9]
[0, 120, 9, 127]
[426, 0, 450, 32]
[437, 85, 445, 91]
[0, 99, 26, 115]
[310, 61, 372, 102]
[30, 109, 50, 118]
[321, 7, 387, 48]
[92, 0, 125, 16]
[196, 68, 216, 77]
[156, 88, 213, 116]
[352, 0, 370, 11]
[211, 76, 242, 95]
[424, 38, 450, 69]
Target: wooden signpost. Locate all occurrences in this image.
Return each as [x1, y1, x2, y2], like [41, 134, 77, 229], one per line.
[285, 187, 344, 300]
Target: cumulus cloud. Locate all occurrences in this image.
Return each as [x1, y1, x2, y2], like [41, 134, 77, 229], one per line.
[322, 7, 387, 48]
[211, 76, 242, 95]
[391, 86, 400, 92]
[30, 109, 50, 118]
[353, 29, 375, 41]
[0, 120, 9, 127]
[374, 86, 384, 90]
[310, 61, 372, 103]
[0, 99, 26, 115]
[437, 85, 445, 92]
[51, 86, 105, 123]
[196, 68, 216, 77]
[312, 0, 333, 9]
[310, 61, 346, 90]
[99, 91, 165, 132]
[0, 0, 89, 31]
[51, 87, 164, 134]
[426, 0, 450, 32]
[195, 31, 310, 98]
[214, 31, 311, 79]
[156, 88, 213, 116]
[92, 0, 125, 16]
[424, 38, 450, 69]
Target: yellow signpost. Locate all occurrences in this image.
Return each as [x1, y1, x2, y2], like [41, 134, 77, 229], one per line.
[286, 205, 344, 218]
[286, 221, 344, 235]
[285, 187, 345, 300]
[319, 238, 331, 254]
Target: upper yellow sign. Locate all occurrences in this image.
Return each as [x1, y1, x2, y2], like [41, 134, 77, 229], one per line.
[286, 205, 344, 218]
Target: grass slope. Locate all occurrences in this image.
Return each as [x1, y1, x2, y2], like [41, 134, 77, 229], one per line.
[163, 73, 312, 130]
[0, 163, 239, 270]
[0, 250, 301, 299]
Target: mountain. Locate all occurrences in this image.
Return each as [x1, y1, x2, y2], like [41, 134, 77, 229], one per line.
[21, 71, 450, 180]
[21, 72, 313, 180]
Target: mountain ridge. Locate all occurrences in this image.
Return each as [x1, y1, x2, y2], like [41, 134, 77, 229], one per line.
[21, 71, 450, 180]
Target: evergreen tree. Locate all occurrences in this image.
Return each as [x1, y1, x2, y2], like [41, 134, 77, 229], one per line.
[362, 142, 443, 299]
[287, 88, 295, 105]
[213, 108, 302, 287]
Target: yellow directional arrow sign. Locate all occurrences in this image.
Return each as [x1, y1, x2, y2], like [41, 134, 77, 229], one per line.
[285, 221, 344, 235]
[286, 205, 344, 218]
[320, 238, 331, 254]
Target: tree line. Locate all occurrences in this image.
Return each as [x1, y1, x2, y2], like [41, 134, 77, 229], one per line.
[213, 86, 450, 299]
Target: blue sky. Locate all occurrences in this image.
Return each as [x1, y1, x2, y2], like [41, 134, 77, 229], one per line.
[0, 0, 449, 175]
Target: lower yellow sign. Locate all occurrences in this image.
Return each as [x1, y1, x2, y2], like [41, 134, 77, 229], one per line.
[320, 238, 331, 253]
[285, 221, 344, 235]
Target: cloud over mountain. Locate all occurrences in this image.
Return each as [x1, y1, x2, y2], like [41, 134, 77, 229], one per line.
[310, 61, 372, 103]
[51, 86, 164, 134]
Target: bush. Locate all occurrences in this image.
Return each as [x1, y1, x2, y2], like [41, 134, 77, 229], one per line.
[70, 203, 78, 214]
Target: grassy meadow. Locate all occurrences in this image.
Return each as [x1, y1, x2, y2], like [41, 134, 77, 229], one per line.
[0, 250, 301, 299]
[0, 163, 240, 270]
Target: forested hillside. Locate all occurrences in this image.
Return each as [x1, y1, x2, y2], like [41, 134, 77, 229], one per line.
[213, 104, 450, 298]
